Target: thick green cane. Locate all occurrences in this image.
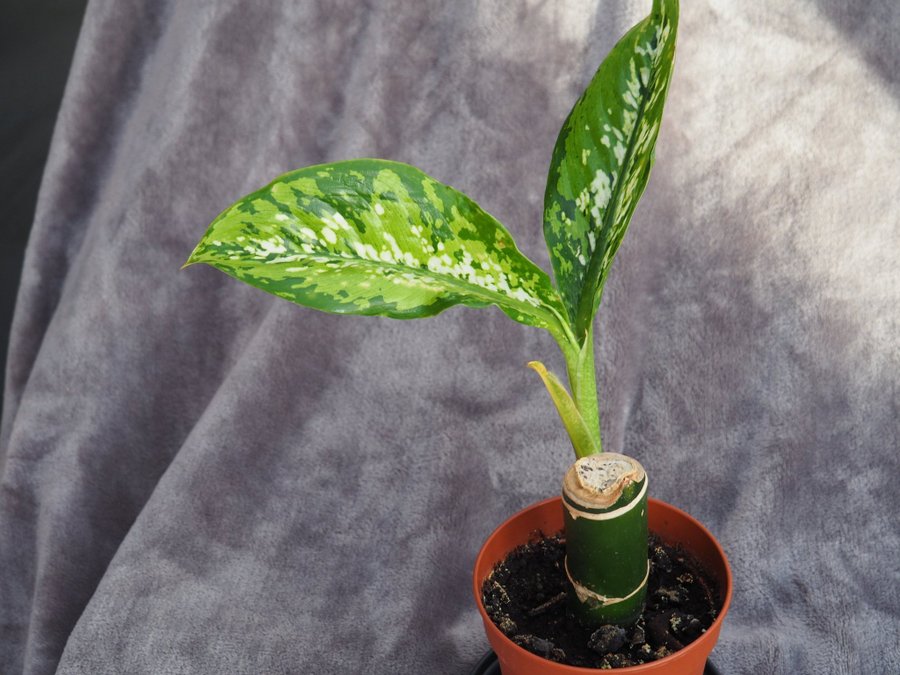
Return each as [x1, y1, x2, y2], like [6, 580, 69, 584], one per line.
[562, 453, 648, 627]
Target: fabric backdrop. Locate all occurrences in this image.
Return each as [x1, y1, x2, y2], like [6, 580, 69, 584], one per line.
[1, 0, 898, 673]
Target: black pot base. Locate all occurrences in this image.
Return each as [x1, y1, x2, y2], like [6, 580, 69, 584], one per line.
[470, 650, 722, 674]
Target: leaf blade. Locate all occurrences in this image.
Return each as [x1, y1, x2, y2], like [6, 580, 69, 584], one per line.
[188, 159, 572, 339]
[543, 0, 679, 337]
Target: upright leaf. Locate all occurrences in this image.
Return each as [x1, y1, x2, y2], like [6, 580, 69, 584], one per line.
[543, 0, 678, 338]
[188, 159, 573, 342]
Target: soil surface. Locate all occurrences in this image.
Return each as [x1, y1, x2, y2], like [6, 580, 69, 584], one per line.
[481, 532, 720, 669]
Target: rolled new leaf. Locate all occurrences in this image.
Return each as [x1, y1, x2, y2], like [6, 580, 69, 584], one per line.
[527, 361, 598, 459]
[562, 453, 648, 627]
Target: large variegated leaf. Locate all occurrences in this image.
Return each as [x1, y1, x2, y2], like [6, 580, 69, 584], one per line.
[544, 0, 678, 337]
[187, 159, 572, 341]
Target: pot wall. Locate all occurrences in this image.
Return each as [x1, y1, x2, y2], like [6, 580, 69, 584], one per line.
[473, 497, 732, 674]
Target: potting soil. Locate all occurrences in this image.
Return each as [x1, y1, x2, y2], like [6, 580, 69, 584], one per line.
[482, 533, 719, 669]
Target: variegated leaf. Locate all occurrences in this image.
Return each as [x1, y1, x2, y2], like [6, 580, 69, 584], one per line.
[187, 159, 572, 341]
[544, 0, 678, 337]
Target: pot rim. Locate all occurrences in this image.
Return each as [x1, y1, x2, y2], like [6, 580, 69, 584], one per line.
[472, 496, 733, 673]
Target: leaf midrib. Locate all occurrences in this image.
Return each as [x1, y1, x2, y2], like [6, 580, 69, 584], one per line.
[216, 243, 565, 326]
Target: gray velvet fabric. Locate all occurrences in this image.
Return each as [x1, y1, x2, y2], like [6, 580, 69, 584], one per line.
[2, 0, 898, 673]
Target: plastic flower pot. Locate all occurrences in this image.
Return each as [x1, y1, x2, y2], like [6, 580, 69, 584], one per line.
[473, 497, 732, 674]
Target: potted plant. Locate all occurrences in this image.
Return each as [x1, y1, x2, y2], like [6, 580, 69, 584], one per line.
[185, 0, 731, 671]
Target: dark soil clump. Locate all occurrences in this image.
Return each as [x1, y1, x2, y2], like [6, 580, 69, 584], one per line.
[481, 532, 720, 669]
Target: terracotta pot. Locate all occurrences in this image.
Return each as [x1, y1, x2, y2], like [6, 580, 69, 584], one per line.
[473, 497, 732, 674]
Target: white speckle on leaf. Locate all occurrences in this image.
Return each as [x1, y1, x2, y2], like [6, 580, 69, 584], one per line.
[321, 227, 337, 244]
[587, 169, 613, 224]
[259, 239, 287, 255]
[510, 287, 537, 305]
[374, 203, 385, 215]
[576, 189, 590, 213]
[382, 232, 403, 259]
[591, 171, 612, 208]
[332, 212, 351, 230]
[627, 60, 641, 98]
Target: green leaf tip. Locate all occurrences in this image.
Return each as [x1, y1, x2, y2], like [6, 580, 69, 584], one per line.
[527, 360, 600, 459]
[180, 253, 198, 271]
[181, 239, 211, 269]
[543, 0, 679, 340]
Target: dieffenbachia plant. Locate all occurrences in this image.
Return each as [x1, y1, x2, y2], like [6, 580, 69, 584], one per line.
[187, 0, 677, 630]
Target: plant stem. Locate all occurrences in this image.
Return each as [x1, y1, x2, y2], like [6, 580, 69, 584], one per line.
[563, 454, 649, 627]
[560, 327, 602, 454]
